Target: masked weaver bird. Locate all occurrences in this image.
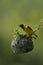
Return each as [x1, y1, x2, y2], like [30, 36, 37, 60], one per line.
[19, 24, 38, 39]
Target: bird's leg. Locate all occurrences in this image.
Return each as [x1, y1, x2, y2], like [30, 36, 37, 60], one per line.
[30, 30, 38, 38]
[32, 36, 36, 39]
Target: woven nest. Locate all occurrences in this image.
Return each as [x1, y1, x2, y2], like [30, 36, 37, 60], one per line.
[11, 34, 34, 53]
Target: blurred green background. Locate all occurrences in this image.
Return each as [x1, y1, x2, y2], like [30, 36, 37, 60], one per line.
[0, 0, 43, 65]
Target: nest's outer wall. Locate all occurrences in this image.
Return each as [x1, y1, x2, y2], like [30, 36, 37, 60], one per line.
[11, 34, 34, 53]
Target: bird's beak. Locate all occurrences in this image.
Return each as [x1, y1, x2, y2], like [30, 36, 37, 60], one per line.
[19, 24, 23, 27]
[19, 24, 24, 29]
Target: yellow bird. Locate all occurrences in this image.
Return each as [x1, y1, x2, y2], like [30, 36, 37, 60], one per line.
[19, 24, 38, 38]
